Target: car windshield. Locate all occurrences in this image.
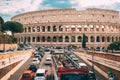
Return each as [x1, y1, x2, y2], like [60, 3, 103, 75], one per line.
[22, 74, 30, 78]
[36, 73, 44, 76]
[60, 73, 88, 80]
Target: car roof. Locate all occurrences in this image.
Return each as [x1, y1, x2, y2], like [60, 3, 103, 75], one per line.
[36, 69, 46, 73]
[78, 63, 87, 66]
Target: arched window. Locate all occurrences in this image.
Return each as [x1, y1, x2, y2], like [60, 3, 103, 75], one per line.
[32, 37, 35, 42]
[112, 37, 114, 42]
[65, 36, 69, 42]
[47, 36, 51, 42]
[53, 36, 57, 42]
[96, 36, 100, 42]
[47, 26, 51, 32]
[53, 25, 57, 32]
[32, 27, 35, 32]
[21, 37, 23, 42]
[42, 36, 45, 42]
[42, 26, 45, 32]
[90, 36, 94, 42]
[85, 36, 88, 42]
[28, 37, 31, 42]
[28, 27, 31, 32]
[59, 36, 63, 42]
[71, 36, 75, 42]
[59, 25, 63, 31]
[24, 37, 26, 44]
[116, 37, 118, 41]
[36, 36, 40, 42]
[107, 36, 110, 42]
[78, 36, 82, 42]
[102, 36, 105, 42]
[24, 27, 27, 32]
[37, 26, 40, 32]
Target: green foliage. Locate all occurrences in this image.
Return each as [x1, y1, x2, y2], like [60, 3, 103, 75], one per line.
[107, 41, 120, 50]
[82, 34, 86, 48]
[3, 21, 24, 34]
[10, 36, 17, 43]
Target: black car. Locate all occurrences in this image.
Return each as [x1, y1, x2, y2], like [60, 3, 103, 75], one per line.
[28, 64, 37, 72]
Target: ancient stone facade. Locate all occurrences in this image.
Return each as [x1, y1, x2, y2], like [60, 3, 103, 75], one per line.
[11, 8, 120, 50]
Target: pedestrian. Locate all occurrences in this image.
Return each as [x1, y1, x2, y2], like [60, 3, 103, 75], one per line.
[113, 74, 118, 80]
[109, 75, 114, 80]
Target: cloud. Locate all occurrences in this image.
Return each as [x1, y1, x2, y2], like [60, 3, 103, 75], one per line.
[70, 0, 120, 10]
[0, 0, 43, 21]
[0, 0, 120, 21]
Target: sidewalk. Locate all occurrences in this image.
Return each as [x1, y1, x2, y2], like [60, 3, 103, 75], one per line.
[74, 51, 108, 78]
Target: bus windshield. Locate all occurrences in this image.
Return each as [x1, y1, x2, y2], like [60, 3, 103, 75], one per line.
[60, 73, 88, 80]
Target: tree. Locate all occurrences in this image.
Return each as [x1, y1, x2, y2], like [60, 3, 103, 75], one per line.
[82, 34, 86, 49]
[0, 16, 4, 31]
[107, 41, 120, 51]
[3, 21, 24, 35]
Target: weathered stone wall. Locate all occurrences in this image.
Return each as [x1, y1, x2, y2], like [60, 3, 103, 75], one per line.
[0, 44, 17, 51]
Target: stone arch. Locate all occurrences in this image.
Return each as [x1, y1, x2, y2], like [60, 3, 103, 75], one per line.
[65, 36, 69, 42]
[36, 36, 40, 42]
[78, 36, 82, 42]
[32, 37, 35, 42]
[21, 37, 23, 42]
[112, 37, 114, 42]
[96, 36, 100, 42]
[96, 47, 100, 51]
[28, 36, 31, 42]
[42, 26, 45, 32]
[53, 36, 57, 42]
[47, 26, 51, 32]
[24, 37, 26, 44]
[37, 26, 40, 32]
[47, 36, 51, 42]
[116, 37, 118, 41]
[90, 36, 94, 42]
[59, 36, 63, 42]
[24, 27, 27, 32]
[42, 36, 45, 42]
[32, 27, 35, 32]
[53, 25, 57, 32]
[107, 36, 110, 42]
[102, 36, 105, 42]
[28, 27, 31, 32]
[71, 36, 75, 42]
[85, 36, 88, 42]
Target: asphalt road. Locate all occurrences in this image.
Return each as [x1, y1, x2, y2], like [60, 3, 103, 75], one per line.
[8, 51, 53, 80]
[8, 49, 106, 80]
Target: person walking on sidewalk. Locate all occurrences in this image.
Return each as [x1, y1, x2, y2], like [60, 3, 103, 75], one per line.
[113, 74, 118, 80]
[109, 75, 114, 80]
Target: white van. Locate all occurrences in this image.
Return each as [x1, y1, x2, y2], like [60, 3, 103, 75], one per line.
[34, 69, 47, 80]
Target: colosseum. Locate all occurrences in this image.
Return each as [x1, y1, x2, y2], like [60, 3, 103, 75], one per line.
[11, 8, 120, 50]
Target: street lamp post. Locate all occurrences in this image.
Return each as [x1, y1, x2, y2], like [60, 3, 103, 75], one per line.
[92, 48, 95, 73]
[3, 32, 7, 52]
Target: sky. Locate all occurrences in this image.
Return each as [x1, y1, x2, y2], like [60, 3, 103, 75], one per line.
[0, 0, 120, 21]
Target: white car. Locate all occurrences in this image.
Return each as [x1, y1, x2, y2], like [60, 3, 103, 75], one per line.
[32, 58, 40, 65]
[78, 63, 87, 68]
[45, 55, 52, 65]
[34, 69, 47, 80]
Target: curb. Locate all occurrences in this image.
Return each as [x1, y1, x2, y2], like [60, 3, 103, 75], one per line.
[1, 53, 32, 80]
